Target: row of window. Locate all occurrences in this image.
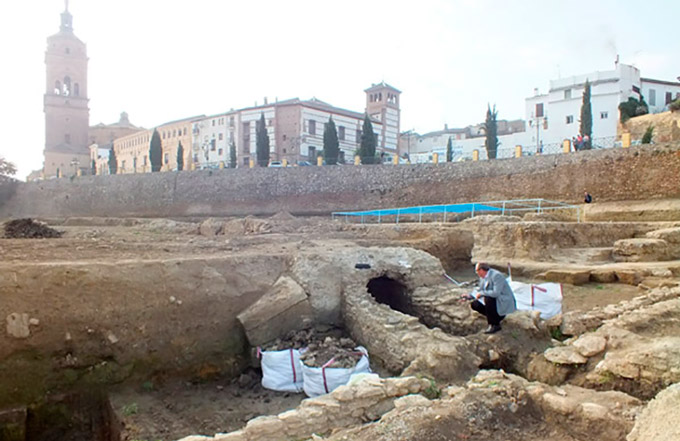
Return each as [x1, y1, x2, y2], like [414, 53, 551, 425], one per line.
[162, 127, 187, 140]
[54, 77, 80, 97]
[565, 112, 608, 124]
[648, 90, 679, 107]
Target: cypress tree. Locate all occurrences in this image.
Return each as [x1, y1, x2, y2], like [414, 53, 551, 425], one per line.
[229, 141, 237, 168]
[484, 104, 499, 159]
[580, 80, 592, 149]
[256, 113, 270, 167]
[446, 137, 453, 162]
[108, 147, 117, 175]
[323, 116, 340, 165]
[91, 159, 96, 175]
[359, 114, 377, 164]
[176, 141, 184, 171]
[149, 128, 162, 172]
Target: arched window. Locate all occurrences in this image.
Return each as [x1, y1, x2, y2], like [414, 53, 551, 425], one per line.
[74, 83, 80, 97]
[63, 76, 71, 96]
[54, 80, 61, 95]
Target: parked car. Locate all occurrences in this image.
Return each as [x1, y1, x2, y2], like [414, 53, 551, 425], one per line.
[296, 161, 312, 166]
[268, 161, 283, 167]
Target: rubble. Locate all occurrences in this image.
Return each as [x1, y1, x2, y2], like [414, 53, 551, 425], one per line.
[3, 218, 62, 239]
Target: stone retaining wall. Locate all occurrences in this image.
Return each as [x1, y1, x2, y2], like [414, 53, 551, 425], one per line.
[1, 144, 679, 219]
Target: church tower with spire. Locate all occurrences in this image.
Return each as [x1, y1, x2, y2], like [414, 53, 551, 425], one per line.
[43, 0, 90, 178]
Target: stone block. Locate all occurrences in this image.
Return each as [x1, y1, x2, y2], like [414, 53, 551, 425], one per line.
[590, 270, 617, 283]
[393, 394, 432, 409]
[572, 334, 607, 357]
[544, 346, 588, 365]
[615, 270, 643, 286]
[6, 313, 30, 339]
[645, 227, 680, 244]
[244, 415, 286, 436]
[214, 430, 246, 440]
[538, 270, 590, 286]
[612, 238, 669, 262]
[237, 276, 314, 346]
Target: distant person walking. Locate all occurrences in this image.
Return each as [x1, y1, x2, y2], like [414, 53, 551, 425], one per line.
[584, 191, 593, 204]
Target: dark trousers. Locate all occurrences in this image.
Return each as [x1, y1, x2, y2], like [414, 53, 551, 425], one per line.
[471, 297, 504, 326]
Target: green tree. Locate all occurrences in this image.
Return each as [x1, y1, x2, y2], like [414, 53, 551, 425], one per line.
[641, 125, 654, 144]
[108, 148, 117, 175]
[484, 104, 499, 159]
[229, 141, 237, 168]
[619, 96, 649, 124]
[256, 112, 270, 167]
[0, 157, 17, 177]
[149, 128, 162, 172]
[176, 141, 184, 171]
[446, 137, 453, 162]
[323, 116, 340, 165]
[358, 114, 377, 164]
[579, 80, 593, 149]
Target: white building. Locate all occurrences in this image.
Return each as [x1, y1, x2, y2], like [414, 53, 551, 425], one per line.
[190, 84, 396, 169]
[524, 63, 680, 149]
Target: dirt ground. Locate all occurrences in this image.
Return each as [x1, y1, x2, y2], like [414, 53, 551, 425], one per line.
[0, 214, 670, 441]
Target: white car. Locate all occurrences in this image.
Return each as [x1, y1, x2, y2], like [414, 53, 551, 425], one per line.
[268, 161, 283, 167]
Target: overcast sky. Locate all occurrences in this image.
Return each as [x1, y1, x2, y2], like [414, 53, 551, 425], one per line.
[1, 0, 678, 179]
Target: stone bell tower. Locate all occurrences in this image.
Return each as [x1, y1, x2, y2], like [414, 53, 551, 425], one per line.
[364, 82, 401, 153]
[43, 0, 90, 178]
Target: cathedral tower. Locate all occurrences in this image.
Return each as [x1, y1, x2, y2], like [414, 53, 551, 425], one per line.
[43, 0, 90, 178]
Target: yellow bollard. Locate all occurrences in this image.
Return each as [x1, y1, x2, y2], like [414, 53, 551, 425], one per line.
[317, 155, 323, 166]
[354, 155, 361, 165]
[433, 153, 439, 164]
[219, 161, 225, 169]
[249, 158, 255, 168]
[472, 150, 479, 161]
[282, 158, 288, 167]
[622, 133, 631, 148]
[77, 169, 82, 177]
[563, 139, 571, 153]
[515, 145, 522, 158]
[393, 154, 399, 165]
[191, 163, 196, 171]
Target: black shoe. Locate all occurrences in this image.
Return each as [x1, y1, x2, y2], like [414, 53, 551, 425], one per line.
[484, 325, 502, 334]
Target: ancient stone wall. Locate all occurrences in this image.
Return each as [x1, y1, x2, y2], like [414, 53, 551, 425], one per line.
[1, 143, 679, 219]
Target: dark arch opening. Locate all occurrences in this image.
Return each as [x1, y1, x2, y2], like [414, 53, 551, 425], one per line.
[367, 276, 415, 316]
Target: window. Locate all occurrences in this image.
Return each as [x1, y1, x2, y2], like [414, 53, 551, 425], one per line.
[218, 148, 223, 156]
[308, 120, 316, 135]
[338, 126, 345, 141]
[666, 92, 673, 105]
[649, 89, 656, 106]
[308, 146, 316, 160]
[218, 133, 223, 141]
[632, 85, 640, 94]
[143, 156, 147, 166]
[566, 115, 574, 124]
[601, 111, 609, 119]
[564, 89, 571, 99]
[535, 103, 544, 118]
[164, 153, 169, 164]
[212, 120, 215, 127]
[210, 139, 216, 151]
[183, 128, 187, 136]
[229, 116, 235, 128]
[268, 119, 273, 127]
[282, 134, 287, 141]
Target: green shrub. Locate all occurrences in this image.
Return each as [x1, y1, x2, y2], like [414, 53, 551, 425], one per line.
[641, 125, 654, 144]
[670, 98, 680, 112]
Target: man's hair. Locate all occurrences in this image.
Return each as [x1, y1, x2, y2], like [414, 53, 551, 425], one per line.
[475, 262, 490, 271]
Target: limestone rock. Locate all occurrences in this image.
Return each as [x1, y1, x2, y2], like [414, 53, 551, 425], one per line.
[613, 238, 669, 262]
[627, 383, 680, 441]
[615, 270, 644, 286]
[573, 334, 607, 357]
[645, 227, 680, 244]
[198, 218, 224, 236]
[544, 346, 588, 365]
[393, 394, 432, 409]
[538, 270, 590, 286]
[237, 276, 314, 346]
[590, 270, 617, 283]
[6, 313, 30, 339]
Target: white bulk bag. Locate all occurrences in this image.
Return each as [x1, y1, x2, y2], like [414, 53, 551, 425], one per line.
[260, 348, 304, 392]
[301, 346, 371, 397]
[508, 280, 563, 319]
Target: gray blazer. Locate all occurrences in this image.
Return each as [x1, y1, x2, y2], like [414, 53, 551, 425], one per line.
[479, 268, 517, 316]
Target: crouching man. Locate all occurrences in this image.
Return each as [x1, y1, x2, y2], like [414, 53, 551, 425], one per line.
[469, 262, 516, 334]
